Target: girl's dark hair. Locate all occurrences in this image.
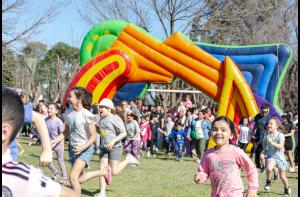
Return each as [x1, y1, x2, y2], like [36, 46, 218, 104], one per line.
[212, 116, 237, 143]
[239, 116, 249, 124]
[70, 87, 92, 109]
[281, 114, 292, 123]
[2, 87, 25, 143]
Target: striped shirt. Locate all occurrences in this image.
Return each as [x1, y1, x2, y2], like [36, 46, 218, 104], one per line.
[2, 150, 61, 197]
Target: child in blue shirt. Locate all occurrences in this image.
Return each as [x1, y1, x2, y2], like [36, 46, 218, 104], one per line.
[169, 120, 186, 161]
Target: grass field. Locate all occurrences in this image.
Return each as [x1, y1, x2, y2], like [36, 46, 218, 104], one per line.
[17, 136, 298, 197]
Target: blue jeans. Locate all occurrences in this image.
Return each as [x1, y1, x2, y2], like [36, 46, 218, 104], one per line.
[175, 143, 183, 159]
[164, 137, 171, 153]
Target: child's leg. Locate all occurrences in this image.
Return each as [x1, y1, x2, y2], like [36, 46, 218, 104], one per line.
[98, 157, 109, 195]
[69, 159, 87, 194]
[55, 144, 68, 179]
[266, 159, 275, 181]
[131, 140, 139, 159]
[279, 169, 289, 188]
[285, 150, 296, 169]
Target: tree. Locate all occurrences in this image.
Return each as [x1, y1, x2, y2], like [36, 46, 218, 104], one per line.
[189, 0, 298, 113]
[35, 42, 80, 103]
[2, 0, 70, 47]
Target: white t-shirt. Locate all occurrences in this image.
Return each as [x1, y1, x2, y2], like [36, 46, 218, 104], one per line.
[238, 125, 251, 143]
[2, 150, 61, 197]
[65, 108, 96, 147]
[195, 120, 204, 139]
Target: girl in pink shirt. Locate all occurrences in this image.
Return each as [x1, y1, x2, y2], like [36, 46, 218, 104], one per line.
[194, 116, 258, 197]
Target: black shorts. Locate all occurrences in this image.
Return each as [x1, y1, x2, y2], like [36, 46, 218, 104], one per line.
[284, 138, 293, 151]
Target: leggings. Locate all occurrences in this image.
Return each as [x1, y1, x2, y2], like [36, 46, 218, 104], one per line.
[48, 142, 67, 178]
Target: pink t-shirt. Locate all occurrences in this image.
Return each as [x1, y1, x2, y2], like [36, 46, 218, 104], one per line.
[198, 145, 258, 197]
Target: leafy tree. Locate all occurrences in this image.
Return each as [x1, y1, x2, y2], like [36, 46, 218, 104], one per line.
[35, 42, 80, 103]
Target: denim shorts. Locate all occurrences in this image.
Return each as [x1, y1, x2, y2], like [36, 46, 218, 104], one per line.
[69, 144, 94, 168]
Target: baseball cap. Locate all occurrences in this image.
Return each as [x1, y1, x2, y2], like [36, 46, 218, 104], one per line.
[97, 98, 114, 109]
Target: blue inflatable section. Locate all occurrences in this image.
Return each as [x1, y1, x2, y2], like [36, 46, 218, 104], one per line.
[213, 54, 278, 100]
[113, 44, 291, 109]
[197, 44, 291, 104]
[112, 83, 146, 104]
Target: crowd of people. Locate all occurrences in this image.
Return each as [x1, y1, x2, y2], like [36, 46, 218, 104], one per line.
[2, 86, 298, 197]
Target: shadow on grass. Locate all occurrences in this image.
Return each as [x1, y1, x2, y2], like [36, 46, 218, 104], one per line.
[258, 191, 284, 196]
[82, 188, 113, 196]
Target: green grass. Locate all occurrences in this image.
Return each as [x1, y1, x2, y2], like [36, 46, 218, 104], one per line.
[17, 136, 298, 197]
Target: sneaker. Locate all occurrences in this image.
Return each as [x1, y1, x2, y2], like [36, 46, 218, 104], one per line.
[59, 177, 70, 186]
[126, 154, 139, 166]
[104, 165, 112, 185]
[51, 173, 59, 181]
[196, 159, 200, 164]
[264, 180, 272, 191]
[94, 192, 106, 197]
[284, 187, 291, 196]
[288, 167, 295, 173]
[147, 151, 150, 158]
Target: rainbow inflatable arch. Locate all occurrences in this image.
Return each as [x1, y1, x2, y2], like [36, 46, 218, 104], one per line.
[63, 20, 292, 150]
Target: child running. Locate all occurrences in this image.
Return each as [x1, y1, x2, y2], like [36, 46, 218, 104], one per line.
[124, 111, 141, 160]
[2, 87, 78, 197]
[194, 116, 258, 197]
[95, 98, 139, 197]
[238, 117, 252, 152]
[168, 120, 186, 161]
[46, 103, 69, 185]
[262, 117, 292, 195]
[63, 87, 107, 195]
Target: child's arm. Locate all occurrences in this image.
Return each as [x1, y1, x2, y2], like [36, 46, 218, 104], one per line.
[51, 133, 65, 148]
[194, 153, 209, 184]
[107, 131, 127, 151]
[32, 111, 52, 166]
[73, 122, 96, 154]
[236, 148, 258, 195]
[268, 133, 285, 149]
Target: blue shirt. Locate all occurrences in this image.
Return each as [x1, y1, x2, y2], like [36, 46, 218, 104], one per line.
[9, 102, 33, 161]
[168, 129, 185, 145]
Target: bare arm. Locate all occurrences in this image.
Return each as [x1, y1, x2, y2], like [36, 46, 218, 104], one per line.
[284, 129, 295, 137]
[31, 111, 52, 166]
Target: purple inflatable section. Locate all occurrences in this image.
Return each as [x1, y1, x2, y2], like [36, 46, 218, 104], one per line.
[254, 93, 283, 122]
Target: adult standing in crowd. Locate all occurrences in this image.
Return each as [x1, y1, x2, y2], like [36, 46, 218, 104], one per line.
[253, 103, 271, 169]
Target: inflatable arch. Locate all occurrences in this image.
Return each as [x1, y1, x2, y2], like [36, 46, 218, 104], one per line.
[63, 20, 292, 150]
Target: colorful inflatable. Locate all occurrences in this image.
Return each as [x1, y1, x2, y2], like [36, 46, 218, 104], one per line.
[63, 20, 292, 150]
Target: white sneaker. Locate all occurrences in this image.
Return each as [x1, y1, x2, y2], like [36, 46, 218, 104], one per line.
[94, 192, 106, 197]
[126, 154, 139, 166]
[196, 159, 200, 164]
[288, 167, 295, 173]
[147, 151, 150, 158]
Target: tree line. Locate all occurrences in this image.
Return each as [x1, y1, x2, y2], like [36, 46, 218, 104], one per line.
[2, 0, 298, 113]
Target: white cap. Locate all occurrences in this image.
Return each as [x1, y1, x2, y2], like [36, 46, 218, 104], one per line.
[97, 98, 114, 109]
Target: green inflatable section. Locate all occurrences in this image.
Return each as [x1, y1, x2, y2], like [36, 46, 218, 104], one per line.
[80, 20, 161, 66]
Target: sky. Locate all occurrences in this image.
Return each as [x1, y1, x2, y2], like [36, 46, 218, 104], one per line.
[8, 0, 90, 49]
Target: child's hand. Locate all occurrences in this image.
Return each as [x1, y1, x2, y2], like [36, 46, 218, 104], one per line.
[50, 140, 57, 148]
[40, 149, 52, 167]
[107, 140, 115, 151]
[245, 190, 257, 197]
[194, 171, 207, 184]
[73, 146, 84, 154]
